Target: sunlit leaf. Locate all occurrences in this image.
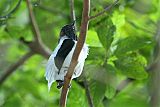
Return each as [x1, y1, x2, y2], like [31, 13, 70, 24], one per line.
[105, 85, 116, 99]
[115, 53, 148, 79]
[96, 16, 116, 51]
[114, 36, 152, 57]
[86, 30, 102, 47]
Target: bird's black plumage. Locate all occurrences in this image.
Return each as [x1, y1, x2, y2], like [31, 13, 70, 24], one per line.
[54, 39, 75, 73]
[60, 22, 77, 41]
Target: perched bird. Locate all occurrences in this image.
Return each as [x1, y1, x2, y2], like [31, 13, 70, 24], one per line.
[45, 22, 89, 91]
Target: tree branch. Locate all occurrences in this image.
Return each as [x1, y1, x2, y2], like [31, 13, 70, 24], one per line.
[115, 78, 134, 95]
[26, 0, 51, 58]
[149, 21, 160, 107]
[60, 0, 90, 106]
[69, 0, 77, 31]
[0, 51, 34, 85]
[89, 0, 119, 20]
[20, 37, 51, 59]
[83, 75, 94, 107]
[69, 0, 76, 21]
[26, 0, 41, 42]
[69, 1, 93, 106]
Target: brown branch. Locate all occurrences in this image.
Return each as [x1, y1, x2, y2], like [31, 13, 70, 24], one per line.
[0, 51, 34, 85]
[60, 0, 90, 106]
[102, 78, 134, 105]
[26, 0, 41, 42]
[89, 0, 119, 20]
[83, 75, 94, 107]
[69, 0, 77, 31]
[115, 78, 134, 95]
[149, 21, 160, 107]
[20, 37, 51, 59]
[69, 0, 76, 21]
[69, 1, 93, 106]
[26, 0, 51, 58]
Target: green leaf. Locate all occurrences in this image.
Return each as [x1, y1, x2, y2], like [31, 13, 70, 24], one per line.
[105, 85, 116, 100]
[114, 36, 152, 57]
[86, 30, 102, 47]
[112, 12, 125, 29]
[96, 17, 116, 51]
[87, 46, 105, 60]
[68, 81, 88, 107]
[4, 94, 22, 107]
[103, 64, 117, 99]
[109, 94, 149, 107]
[90, 80, 106, 107]
[0, 27, 10, 43]
[115, 53, 148, 80]
[86, 65, 107, 107]
[16, 77, 42, 99]
[6, 41, 26, 62]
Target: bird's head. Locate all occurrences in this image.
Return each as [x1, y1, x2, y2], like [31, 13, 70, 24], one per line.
[59, 21, 77, 41]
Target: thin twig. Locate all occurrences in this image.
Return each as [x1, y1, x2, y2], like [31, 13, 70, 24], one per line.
[83, 75, 94, 107]
[115, 78, 134, 95]
[0, 51, 34, 85]
[89, 0, 119, 20]
[26, 0, 41, 42]
[69, 0, 76, 21]
[60, 0, 90, 106]
[69, 0, 77, 31]
[26, 0, 51, 58]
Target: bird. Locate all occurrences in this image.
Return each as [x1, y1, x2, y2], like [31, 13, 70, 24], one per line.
[45, 22, 89, 91]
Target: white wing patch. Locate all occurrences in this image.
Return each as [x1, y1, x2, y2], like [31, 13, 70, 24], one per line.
[45, 37, 67, 91]
[45, 54, 58, 91]
[73, 43, 89, 78]
[45, 37, 89, 91]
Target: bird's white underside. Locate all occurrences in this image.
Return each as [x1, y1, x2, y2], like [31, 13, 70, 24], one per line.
[45, 36, 89, 91]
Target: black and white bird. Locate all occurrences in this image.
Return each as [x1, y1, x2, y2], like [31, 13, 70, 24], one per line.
[45, 22, 89, 91]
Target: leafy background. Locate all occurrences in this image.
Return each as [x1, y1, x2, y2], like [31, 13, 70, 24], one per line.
[0, 0, 159, 107]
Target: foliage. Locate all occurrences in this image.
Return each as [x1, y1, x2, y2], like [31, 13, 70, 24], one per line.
[0, 0, 159, 107]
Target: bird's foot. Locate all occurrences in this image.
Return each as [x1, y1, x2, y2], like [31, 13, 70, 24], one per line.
[56, 80, 64, 89]
[56, 80, 71, 89]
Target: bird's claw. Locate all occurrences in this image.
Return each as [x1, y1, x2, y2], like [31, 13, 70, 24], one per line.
[56, 80, 71, 89]
[57, 80, 64, 89]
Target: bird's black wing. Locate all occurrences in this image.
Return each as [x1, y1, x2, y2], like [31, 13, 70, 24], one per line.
[54, 39, 75, 72]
